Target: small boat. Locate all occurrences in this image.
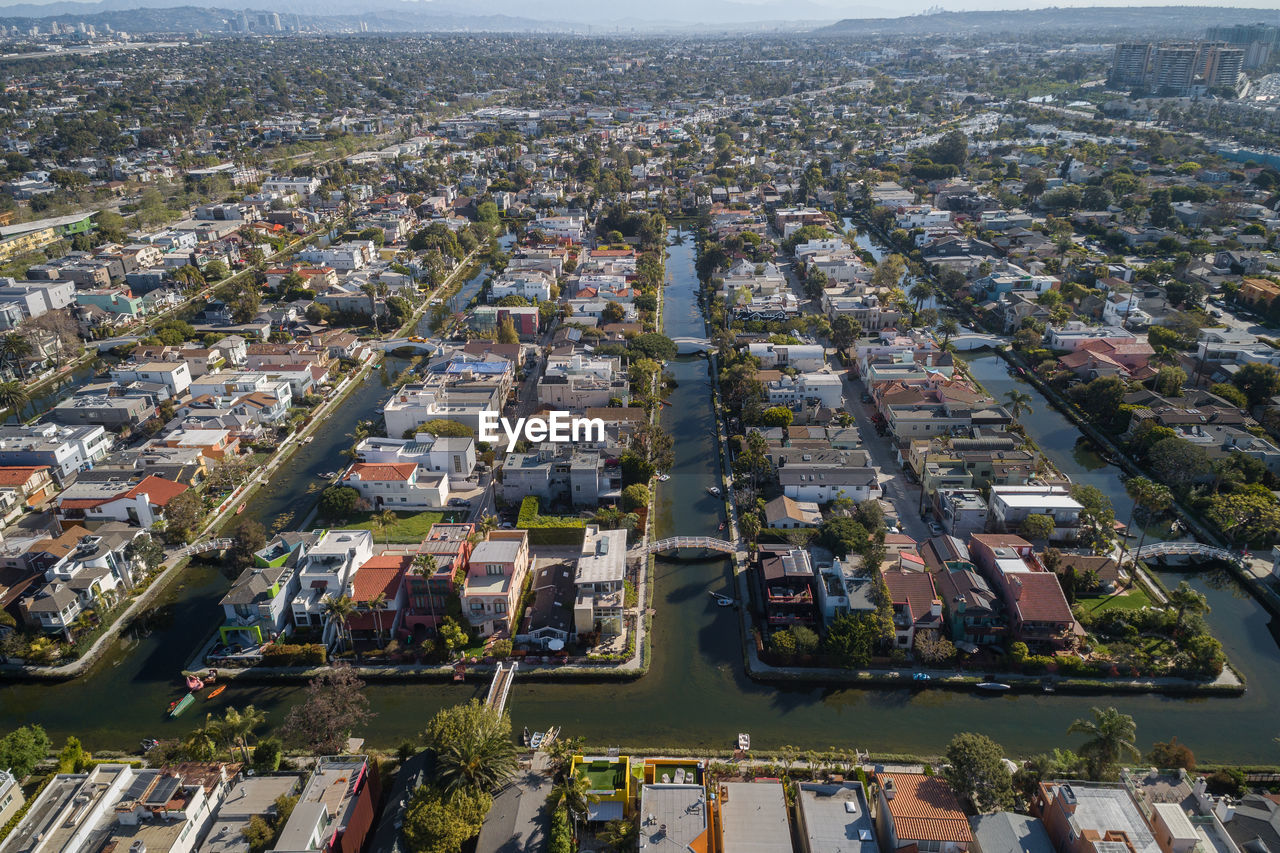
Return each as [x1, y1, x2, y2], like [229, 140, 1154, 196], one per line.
[913, 672, 931, 681]
[976, 682, 1011, 692]
[207, 685, 227, 699]
[185, 674, 205, 691]
[521, 726, 531, 747]
[169, 693, 196, 718]
[530, 731, 545, 749]
[710, 591, 733, 606]
[707, 486, 722, 497]
[738, 733, 751, 750]
[656, 473, 671, 482]
[1042, 681, 1056, 693]
[453, 662, 466, 682]
[235, 504, 245, 514]
[140, 738, 159, 752]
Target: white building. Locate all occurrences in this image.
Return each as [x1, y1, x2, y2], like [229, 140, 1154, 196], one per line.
[354, 435, 476, 482]
[988, 485, 1083, 541]
[572, 525, 627, 637]
[290, 529, 374, 629]
[341, 462, 449, 510]
[779, 466, 883, 504]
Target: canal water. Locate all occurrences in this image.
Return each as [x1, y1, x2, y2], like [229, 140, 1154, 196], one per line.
[6, 235, 1280, 763]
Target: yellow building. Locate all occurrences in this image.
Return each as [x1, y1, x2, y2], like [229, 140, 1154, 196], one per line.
[0, 226, 57, 262]
[569, 754, 633, 821]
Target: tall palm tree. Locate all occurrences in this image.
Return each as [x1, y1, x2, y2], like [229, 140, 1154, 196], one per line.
[0, 381, 28, 418]
[909, 280, 934, 312]
[548, 770, 594, 829]
[471, 514, 498, 544]
[1126, 479, 1173, 566]
[938, 317, 960, 347]
[217, 705, 267, 764]
[322, 593, 357, 653]
[184, 717, 220, 761]
[1167, 581, 1209, 634]
[1004, 389, 1033, 420]
[436, 713, 518, 793]
[1068, 706, 1140, 780]
[372, 509, 398, 544]
[367, 592, 389, 648]
[0, 332, 33, 379]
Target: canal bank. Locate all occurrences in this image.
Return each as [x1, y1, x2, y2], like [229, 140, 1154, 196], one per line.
[7, 232, 1280, 763]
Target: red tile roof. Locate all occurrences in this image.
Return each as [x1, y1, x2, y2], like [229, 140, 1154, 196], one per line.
[351, 555, 410, 602]
[1010, 571, 1074, 624]
[875, 773, 973, 844]
[126, 475, 189, 507]
[347, 463, 416, 482]
[883, 569, 939, 625]
[0, 465, 47, 487]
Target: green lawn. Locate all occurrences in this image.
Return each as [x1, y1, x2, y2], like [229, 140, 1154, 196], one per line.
[1075, 587, 1151, 614]
[343, 510, 465, 543]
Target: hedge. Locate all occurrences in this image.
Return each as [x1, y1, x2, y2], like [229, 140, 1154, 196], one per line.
[517, 497, 586, 546]
[260, 643, 327, 666]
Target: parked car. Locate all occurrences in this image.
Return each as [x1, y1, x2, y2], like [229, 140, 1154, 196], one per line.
[448, 497, 471, 507]
[929, 521, 944, 535]
[860, 392, 873, 404]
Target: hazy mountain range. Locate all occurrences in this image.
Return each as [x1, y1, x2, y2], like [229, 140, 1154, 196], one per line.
[0, 0, 1274, 34]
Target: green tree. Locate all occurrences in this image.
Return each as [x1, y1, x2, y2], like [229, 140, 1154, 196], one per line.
[822, 611, 881, 668]
[1068, 706, 1140, 780]
[621, 483, 650, 511]
[496, 315, 519, 344]
[1147, 737, 1195, 771]
[402, 785, 491, 853]
[423, 700, 518, 794]
[1019, 513, 1055, 542]
[1166, 581, 1209, 634]
[1232, 362, 1280, 408]
[416, 419, 474, 438]
[321, 594, 357, 653]
[0, 380, 29, 416]
[57, 735, 88, 773]
[0, 724, 51, 779]
[162, 489, 204, 544]
[217, 705, 268, 764]
[759, 406, 794, 428]
[943, 733, 1014, 813]
[318, 485, 360, 518]
[1209, 383, 1248, 408]
[871, 253, 906, 289]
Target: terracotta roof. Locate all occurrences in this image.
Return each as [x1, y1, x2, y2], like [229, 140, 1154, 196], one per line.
[0, 465, 47, 487]
[347, 463, 416, 482]
[876, 773, 973, 844]
[1010, 572, 1074, 624]
[350, 555, 409, 602]
[126, 475, 189, 507]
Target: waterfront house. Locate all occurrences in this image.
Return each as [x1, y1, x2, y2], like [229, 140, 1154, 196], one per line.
[354, 435, 477, 483]
[874, 773, 973, 853]
[218, 531, 317, 647]
[797, 781, 878, 853]
[969, 535, 1078, 651]
[883, 569, 944, 651]
[290, 529, 374, 631]
[402, 522, 473, 637]
[1032, 782, 1160, 853]
[570, 754, 633, 821]
[924, 537, 1004, 649]
[271, 756, 378, 853]
[463, 530, 530, 637]
[573, 525, 627, 638]
[341, 462, 449, 510]
[519, 560, 576, 650]
[345, 553, 410, 644]
[969, 813, 1054, 853]
[719, 781, 793, 853]
[754, 545, 821, 630]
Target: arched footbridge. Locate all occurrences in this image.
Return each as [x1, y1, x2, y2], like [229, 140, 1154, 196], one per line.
[671, 336, 712, 355]
[1134, 541, 1245, 567]
[177, 538, 233, 558]
[630, 536, 740, 557]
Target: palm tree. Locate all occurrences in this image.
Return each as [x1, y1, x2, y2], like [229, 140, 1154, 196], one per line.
[184, 718, 220, 761]
[739, 512, 762, 548]
[367, 592, 389, 648]
[436, 713, 518, 793]
[372, 509, 398, 544]
[0, 332, 33, 379]
[1068, 706, 1140, 780]
[217, 705, 267, 764]
[1125, 478, 1172, 565]
[548, 770, 594, 830]
[472, 514, 498, 544]
[0, 381, 29, 418]
[1004, 389, 1033, 420]
[909, 280, 934, 312]
[939, 317, 960, 347]
[321, 593, 358, 653]
[597, 818, 639, 852]
[1167, 581, 1209, 634]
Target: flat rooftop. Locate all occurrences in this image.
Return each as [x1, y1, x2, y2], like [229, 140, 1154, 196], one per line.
[720, 782, 791, 853]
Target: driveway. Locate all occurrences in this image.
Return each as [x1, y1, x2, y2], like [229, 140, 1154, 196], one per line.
[839, 371, 933, 544]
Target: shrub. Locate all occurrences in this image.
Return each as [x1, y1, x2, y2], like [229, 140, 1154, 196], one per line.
[260, 643, 326, 666]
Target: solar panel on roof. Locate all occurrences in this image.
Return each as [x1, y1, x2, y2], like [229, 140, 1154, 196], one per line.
[124, 770, 157, 802]
[145, 775, 181, 806]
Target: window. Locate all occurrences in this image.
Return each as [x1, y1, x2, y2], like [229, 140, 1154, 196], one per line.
[470, 601, 483, 612]
[487, 564, 504, 576]
[494, 601, 506, 614]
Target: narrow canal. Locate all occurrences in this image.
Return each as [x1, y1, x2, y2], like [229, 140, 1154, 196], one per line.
[5, 233, 1280, 763]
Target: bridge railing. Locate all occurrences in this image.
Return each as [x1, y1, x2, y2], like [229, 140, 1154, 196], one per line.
[178, 538, 233, 557]
[485, 661, 517, 714]
[1135, 541, 1242, 564]
[636, 536, 738, 555]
